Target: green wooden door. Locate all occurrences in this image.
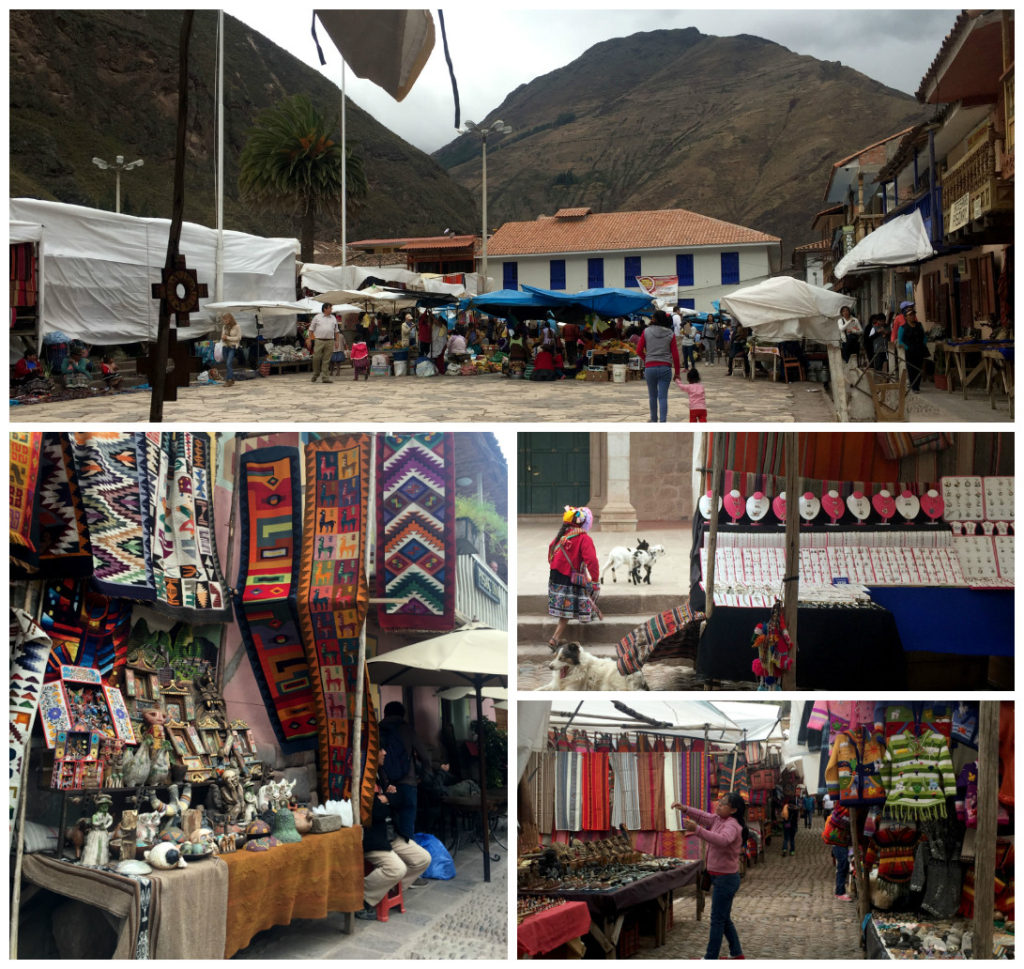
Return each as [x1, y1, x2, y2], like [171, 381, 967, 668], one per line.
[518, 433, 591, 514]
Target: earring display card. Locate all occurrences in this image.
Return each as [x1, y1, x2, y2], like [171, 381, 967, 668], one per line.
[983, 476, 1014, 522]
[952, 535, 1012, 588]
[994, 536, 1014, 583]
[940, 476, 985, 521]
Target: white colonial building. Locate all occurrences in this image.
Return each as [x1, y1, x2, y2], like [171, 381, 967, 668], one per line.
[485, 207, 781, 311]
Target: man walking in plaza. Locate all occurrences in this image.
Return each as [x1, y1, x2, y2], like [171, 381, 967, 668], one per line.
[308, 302, 337, 384]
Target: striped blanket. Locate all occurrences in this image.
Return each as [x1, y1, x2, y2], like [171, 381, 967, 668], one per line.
[616, 604, 705, 676]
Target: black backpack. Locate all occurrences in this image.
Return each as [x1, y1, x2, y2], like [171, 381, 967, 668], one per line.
[380, 721, 411, 783]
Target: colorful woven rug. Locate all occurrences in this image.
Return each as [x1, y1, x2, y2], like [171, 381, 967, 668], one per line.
[10, 609, 52, 832]
[553, 750, 583, 832]
[297, 435, 378, 822]
[234, 446, 318, 754]
[580, 751, 610, 830]
[10, 431, 43, 576]
[40, 578, 133, 679]
[70, 433, 155, 601]
[375, 432, 456, 631]
[616, 604, 706, 677]
[149, 432, 231, 620]
[36, 433, 93, 577]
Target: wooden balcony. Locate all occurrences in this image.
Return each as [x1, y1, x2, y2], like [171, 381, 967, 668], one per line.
[941, 134, 1013, 233]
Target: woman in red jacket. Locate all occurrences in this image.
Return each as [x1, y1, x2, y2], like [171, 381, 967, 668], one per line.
[547, 506, 600, 647]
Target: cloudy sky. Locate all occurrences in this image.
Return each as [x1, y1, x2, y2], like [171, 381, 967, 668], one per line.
[226, 7, 958, 155]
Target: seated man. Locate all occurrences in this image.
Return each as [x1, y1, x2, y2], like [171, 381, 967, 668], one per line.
[357, 748, 432, 921]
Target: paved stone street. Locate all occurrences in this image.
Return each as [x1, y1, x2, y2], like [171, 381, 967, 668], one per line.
[11, 356, 1008, 424]
[635, 815, 863, 960]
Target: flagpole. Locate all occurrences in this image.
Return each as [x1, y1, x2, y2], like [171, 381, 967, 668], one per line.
[215, 9, 224, 299]
[340, 60, 346, 268]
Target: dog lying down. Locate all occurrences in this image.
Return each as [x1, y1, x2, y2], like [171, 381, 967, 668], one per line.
[536, 641, 649, 691]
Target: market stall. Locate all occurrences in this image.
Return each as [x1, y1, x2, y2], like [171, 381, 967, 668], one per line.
[792, 700, 1013, 960]
[516, 700, 783, 959]
[10, 430, 506, 958]
[690, 431, 1013, 690]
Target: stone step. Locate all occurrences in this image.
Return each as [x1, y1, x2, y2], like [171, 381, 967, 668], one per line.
[518, 592, 684, 614]
[517, 613, 662, 649]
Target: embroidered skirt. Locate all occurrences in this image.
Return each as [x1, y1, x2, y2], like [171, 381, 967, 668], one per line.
[548, 569, 595, 622]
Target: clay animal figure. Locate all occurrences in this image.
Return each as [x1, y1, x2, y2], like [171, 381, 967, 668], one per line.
[144, 842, 187, 869]
[136, 810, 163, 846]
[271, 777, 297, 811]
[123, 743, 152, 789]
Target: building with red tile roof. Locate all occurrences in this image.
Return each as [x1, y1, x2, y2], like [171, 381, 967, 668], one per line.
[485, 207, 780, 312]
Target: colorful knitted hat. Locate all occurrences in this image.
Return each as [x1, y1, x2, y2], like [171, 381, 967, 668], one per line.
[562, 506, 593, 531]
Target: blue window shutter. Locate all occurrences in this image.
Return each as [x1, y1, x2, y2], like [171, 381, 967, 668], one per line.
[676, 253, 694, 287]
[587, 257, 604, 289]
[721, 252, 739, 285]
[681, 298, 696, 310]
[550, 259, 566, 290]
[624, 256, 641, 287]
[503, 262, 518, 290]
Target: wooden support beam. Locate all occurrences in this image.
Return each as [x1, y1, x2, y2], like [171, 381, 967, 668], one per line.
[973, 701, 1000, 959]
[826, 343, 851, 422]
[705, 432, 726, 621]
[780, 432, 800, 689]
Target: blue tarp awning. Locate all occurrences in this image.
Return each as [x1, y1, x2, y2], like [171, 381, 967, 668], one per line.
[461, 289, 561, 317]
[522, 284, 654, 318]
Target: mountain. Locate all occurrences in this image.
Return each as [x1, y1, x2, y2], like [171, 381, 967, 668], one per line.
[434, 28, 930, 261]
[9, 10, 476, 243]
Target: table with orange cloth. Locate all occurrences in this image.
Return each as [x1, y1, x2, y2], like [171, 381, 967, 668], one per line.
[220, 826, 364, 958]
[517, 900, 591, 958]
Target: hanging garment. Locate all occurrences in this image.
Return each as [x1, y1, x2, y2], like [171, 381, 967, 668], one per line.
[825, 727, 888, 806]
[883, 727, 956, 821]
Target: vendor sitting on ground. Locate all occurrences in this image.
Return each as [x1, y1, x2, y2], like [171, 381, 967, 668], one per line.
[446, 325, 469, 366]
[530, 342, 561, 381]
[466, 322, 484, 355]
[59, 346, 93, 388]
[11, 350, 43, 388]
[356, 747, 433, 921]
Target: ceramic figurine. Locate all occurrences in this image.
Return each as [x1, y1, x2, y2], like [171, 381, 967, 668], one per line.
[242, 782, 258, 824]
[213, 767, 245, 824]
[118, 809, 138, 861]
[105, 742, 126, 788]
[182, 806, 204, 843]
[136, 809, 162, 846]
[144, 842, 187, 869]
[272, 777, 297, 811]
[81, 794, 114, 867]
[257, 780, 274, 814]
[123, 742, 151, 788]
[292, 807, 314, 835]
[142, 706, 172, 786]
[272, 808, 303, 843]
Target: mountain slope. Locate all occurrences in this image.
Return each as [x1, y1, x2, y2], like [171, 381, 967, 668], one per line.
[435, 29, 929, 260]
[9, 9, 476, 242]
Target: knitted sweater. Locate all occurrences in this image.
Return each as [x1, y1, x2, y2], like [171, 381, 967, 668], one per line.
[824, 727, 887, 807]
[683, 806, 743, 875]
[882, 728, 956, 821]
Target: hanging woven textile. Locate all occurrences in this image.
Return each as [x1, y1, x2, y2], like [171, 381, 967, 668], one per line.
[234, 446, 318, 754]
[553, 749, 584, 832]
[375, 432, 456, 631]
[296, 435, 378, 821]
[580, 750, 610, 830]
[35, 432, 92, 578]
[10, 431, 43, 576]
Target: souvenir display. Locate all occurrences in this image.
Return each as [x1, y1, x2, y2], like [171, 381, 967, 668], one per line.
[871, 489, 896, 523]
[798, 492, 820, 523]
[745, 491, 770, 524]
[771, 492, 786, 522]
[698, 490, 723, 519]
[723, 489, 745, 525]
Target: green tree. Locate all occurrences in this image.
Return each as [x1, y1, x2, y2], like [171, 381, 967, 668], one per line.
[238, 93, 367, 264]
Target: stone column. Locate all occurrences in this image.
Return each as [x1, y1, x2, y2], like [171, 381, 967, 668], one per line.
[596, 432, 637, 532]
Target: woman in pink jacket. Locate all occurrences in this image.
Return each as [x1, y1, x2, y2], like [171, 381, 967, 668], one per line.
[672, 792, 748, 959]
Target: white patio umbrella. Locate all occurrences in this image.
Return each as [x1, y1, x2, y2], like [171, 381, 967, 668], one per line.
[315, 287, 419, 312]
[366, 624, 508, 881]
[202, 299, 312, 339]
[720, 276, 853, 343]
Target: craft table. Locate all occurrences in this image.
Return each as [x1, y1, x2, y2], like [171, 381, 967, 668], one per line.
[698, 601, 906, 689]
[517, 900, 592, 958]
[20, 852, 228, 959]
[941, 342, 1009, 398]
[220, 826, 364, 957]
[982, 347, 1013, 415]
[523, 861, 704, 958]
[748, 345, 782, 381]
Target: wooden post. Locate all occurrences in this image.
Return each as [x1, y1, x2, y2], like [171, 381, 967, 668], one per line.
[848, 805, 871, 921]
[704, 432, 726, 621]
[973, 701, 1000, 959]
[826, 343, 850, 422]
[780, 433, 800, 689]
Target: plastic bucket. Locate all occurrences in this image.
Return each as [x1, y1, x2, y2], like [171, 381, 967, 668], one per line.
[393, 359, 408, 376]
[611, 364, 627, 383]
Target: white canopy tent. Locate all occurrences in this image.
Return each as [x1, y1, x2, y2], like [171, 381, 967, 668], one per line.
[834, 210, 935, 279]
[720, 276, 853, 343]
[302, 262, 478, 299]
[10, 198, 299, 345]
[202, 300, 314, 340]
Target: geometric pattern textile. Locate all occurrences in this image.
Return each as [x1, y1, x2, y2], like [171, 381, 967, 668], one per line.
[10, 609, 51, 833]
[297, 435, 378, 822]
[70, 432, 155, 601]
[375, 432, 456, 631]
[10, 431, 43, 575]
[148, 432, 231, 620]
[616, 603, 705, 676]
[35, 432, 93, 578]
[234, 446, 318, 754]
[40, 578, 134, 679]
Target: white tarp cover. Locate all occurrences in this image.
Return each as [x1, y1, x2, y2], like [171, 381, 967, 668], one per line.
[10, 220, 43, 243]
[10, 198, 299, 344]
[720, 276, 853, 343]
[834, 210, 934, 280]
[302, 262, 478, 298]
[709, 701, 783, 743]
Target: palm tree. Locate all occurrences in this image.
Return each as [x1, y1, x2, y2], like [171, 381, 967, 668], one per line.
[238, 93, 367, 264]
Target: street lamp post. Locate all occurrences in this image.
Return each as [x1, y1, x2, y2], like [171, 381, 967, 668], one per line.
[461, 120, 511, 294]
[92, 153, 145, 214]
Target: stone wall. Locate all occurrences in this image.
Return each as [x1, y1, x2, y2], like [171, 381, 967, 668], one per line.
[629, 433, 695, 522]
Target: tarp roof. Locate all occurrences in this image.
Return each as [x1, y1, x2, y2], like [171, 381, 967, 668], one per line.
[10, 198, 299, 344]
[833, 210, 935, 279]
[522, 284, 655, 318]
[720, 276, 853, 343]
